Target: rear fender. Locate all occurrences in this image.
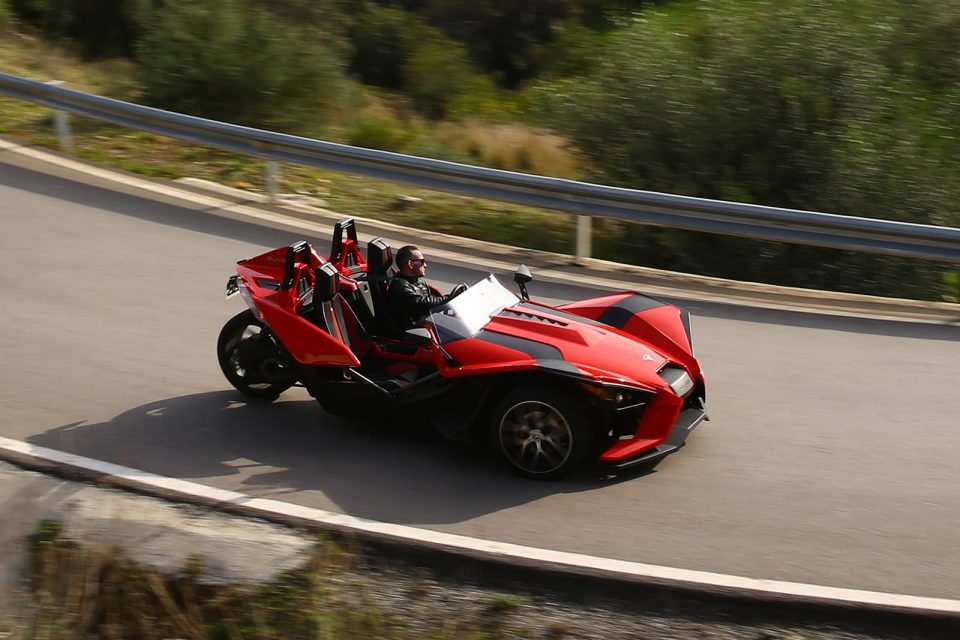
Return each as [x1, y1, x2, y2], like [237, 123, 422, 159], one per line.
[257, 297, 360, 367]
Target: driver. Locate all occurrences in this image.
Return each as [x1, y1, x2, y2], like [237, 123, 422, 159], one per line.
[386, 245, 466, 334]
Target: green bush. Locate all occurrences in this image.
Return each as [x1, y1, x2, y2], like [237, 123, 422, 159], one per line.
[346, 113, 413, 152]
[44, 0, 153, 58]
[419, 0, 626, 86]
[531, 0, 958, 298]
[9, 0, 45, 22]
[445, 75, 518, 122]
[138, 0, 348, 134]
[0, 0, 11, 28]
[537, 19, 606, 79]
[944, 271, 960, 302]
[350, 5, 426, 89]
[350, 4, 485, 119]
[403, 35, 477, 118]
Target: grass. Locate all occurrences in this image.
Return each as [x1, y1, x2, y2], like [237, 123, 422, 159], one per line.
[433, 121, 583, 179]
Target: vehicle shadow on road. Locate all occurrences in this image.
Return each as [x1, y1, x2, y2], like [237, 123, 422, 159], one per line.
[27, 390, 637, 526]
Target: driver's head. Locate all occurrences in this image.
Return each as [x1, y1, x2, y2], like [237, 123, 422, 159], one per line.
[396, 245, 427, 278]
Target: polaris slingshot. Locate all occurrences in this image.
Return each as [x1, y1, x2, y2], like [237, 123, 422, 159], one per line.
[217, 219, 707, 479]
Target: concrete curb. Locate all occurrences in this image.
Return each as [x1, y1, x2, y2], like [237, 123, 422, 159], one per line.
[2, 435, 959, 625]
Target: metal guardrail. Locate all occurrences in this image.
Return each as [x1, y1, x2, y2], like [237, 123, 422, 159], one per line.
[2, 71, 960, 263]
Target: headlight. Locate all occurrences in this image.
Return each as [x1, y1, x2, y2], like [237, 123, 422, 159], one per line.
[579, 382, 653, 411]
[659, 365, 694, 398]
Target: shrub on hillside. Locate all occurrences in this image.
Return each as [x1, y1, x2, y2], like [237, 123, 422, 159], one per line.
[350, 5, 426, 89]
[445, 75, 520, 122]
[346, 113, 413, 152]
[530, 0, 958, 298]
[403, 36, 476, 118]
[7, 0, 151, 58]
[0, 0, 11, 28]
[418, 0, 629, 86]
[9, 0, 44, 23]
[44, 0, 152, 58]
[351, 4, 485, 119]
[138, 0, 348, 134]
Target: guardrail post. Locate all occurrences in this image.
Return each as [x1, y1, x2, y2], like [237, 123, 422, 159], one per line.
[575, 215, 592, 264]
[265, 160, 280, 203]
[45, 80, 73, 152]
[53, 110, 73, 151]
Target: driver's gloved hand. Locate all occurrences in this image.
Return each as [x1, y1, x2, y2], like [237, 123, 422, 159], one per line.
[451, 283, 468, 296]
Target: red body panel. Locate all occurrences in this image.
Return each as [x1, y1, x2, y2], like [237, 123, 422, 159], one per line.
[483, 308, 668, 385]
[257, 296, 360, 366]
[559, 293, 703, 384]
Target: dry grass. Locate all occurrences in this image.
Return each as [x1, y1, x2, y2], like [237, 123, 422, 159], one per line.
[5, 523, 547, 640]
[435, 121, 583, 179]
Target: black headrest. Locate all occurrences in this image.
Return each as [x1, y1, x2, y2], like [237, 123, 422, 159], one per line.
[367, 238, 393, 277]
[314, 262, 340, 303]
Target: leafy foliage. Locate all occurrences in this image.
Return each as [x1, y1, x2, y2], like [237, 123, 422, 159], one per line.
[396, 0, 637, 86]
[531, 0, 960, 297]
[350, 5, 483, 118]
[402, 35, 477, 118]
[350, 4, 427, 89]
[346, 112, 413, 151]
[137, 0, 348, 134]
[9, 0, 45, 22]
[47, 0, 154, 58]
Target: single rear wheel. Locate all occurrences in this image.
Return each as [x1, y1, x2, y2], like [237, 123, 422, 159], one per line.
[491, 385, 592, 480]
[217, 310, 294, 400]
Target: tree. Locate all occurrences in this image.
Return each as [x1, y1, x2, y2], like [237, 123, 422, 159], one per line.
[350, 4, 427, 88]
[531, 0, 956, 298]
[45, 0, 154, 58]
[0, 0, 11, 28]
[138, 0, 348, 134]
[403, 35, 476, 118]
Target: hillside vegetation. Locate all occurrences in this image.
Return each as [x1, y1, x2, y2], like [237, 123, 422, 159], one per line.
[1, 0, 959, 300]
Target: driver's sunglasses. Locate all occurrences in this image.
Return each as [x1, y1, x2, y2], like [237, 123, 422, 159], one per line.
[409, 258, 427, 265]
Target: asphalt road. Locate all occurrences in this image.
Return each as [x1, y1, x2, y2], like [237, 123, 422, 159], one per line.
[2, 151, 959, 600]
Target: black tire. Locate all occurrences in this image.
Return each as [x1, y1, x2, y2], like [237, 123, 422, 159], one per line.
[217, 310, 293, 401]
[491, 385, 593, 480]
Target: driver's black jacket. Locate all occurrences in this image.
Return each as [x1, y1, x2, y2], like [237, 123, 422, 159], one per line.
[385, 275, 453, 334]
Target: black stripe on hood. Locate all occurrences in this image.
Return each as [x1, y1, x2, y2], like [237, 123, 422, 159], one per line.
[476, 330, 563, 360]
[599, 294, 668, 328]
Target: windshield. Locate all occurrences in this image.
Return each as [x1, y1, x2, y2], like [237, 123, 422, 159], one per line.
[428, 275, 519, 343]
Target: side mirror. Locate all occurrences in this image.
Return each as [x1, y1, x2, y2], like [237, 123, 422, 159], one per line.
[514, 264, 532, 300]
[404, 327, 433, 346]
[514, 264, 532, 284]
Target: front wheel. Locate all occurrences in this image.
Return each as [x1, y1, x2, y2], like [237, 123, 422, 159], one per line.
[217, 310, 294, 401]
[491, 385, 593, 480]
